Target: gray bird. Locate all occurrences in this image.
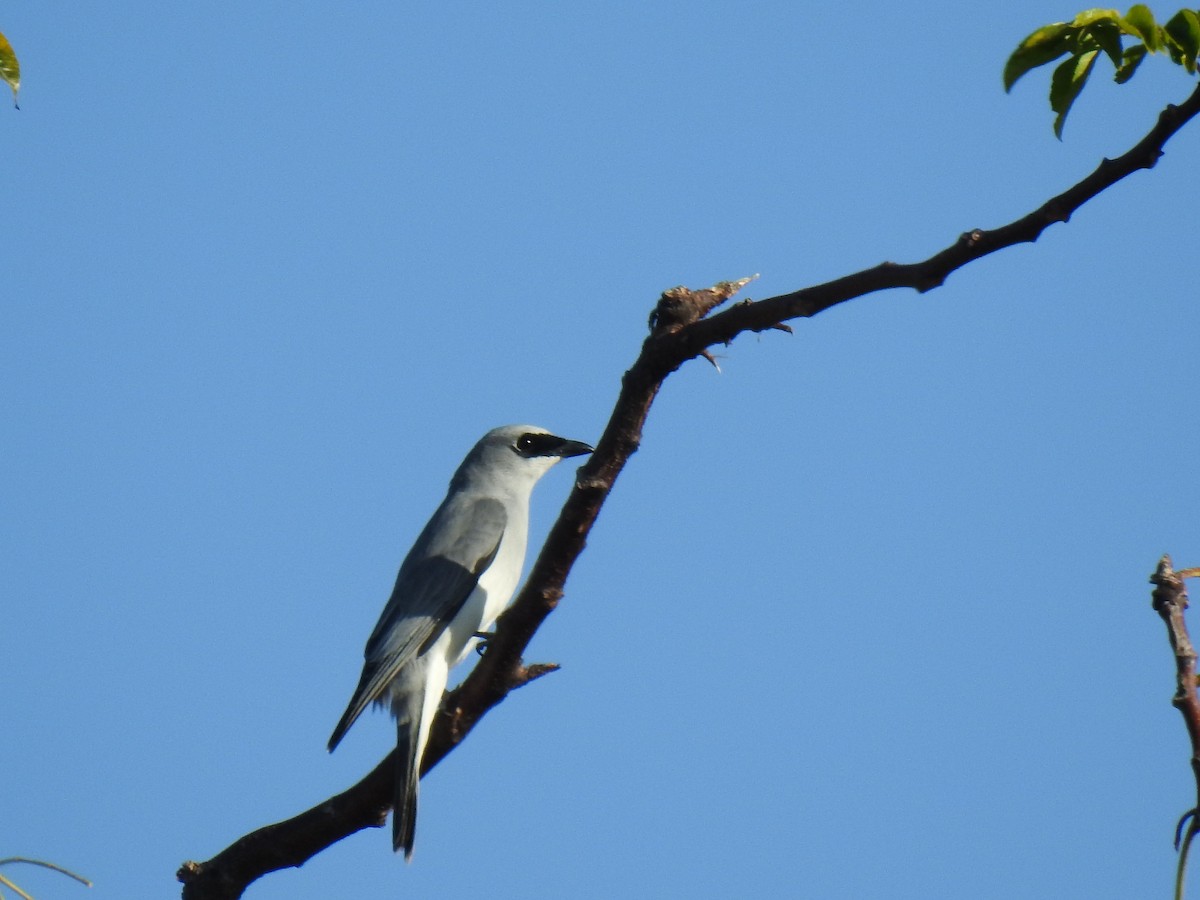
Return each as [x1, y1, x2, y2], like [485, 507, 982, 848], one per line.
[328, 424, 593, 859]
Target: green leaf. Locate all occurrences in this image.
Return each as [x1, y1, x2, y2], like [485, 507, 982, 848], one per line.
[1050, 48, 1099, 138]
[1165, 9, 1200, 72]
[0, 30, 19, 107]
[1071, 8, 1122, 28]
[1080, 19, 1126, 68]
[1005, 23, 1075, 91]
[1115, 42, 1149, 82]
[1121, 4, 1160, 49]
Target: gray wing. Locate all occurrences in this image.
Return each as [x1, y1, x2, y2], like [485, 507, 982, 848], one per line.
[327, 496, 506, 751]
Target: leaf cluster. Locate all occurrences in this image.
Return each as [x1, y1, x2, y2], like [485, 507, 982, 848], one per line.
[1005, 6, 1200, 136]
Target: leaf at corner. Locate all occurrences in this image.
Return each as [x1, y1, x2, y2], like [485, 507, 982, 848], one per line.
[1005, 23, 1075, 91]
[1115, 42, 1148, 83]
[0, 31, 18, 107]
[1165, 9, 1200, 73]
[1050, 49, 1099, 139]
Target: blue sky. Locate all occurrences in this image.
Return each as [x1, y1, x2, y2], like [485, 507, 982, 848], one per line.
[4, 3, 1199, 898]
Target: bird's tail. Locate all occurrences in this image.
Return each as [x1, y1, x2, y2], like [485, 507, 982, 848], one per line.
[393, 694, 423, 860]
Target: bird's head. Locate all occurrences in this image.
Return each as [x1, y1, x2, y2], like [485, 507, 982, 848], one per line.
[451, 424, 593, 493]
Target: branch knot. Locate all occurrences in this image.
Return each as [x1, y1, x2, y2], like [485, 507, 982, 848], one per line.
[647, 276, 758, 335]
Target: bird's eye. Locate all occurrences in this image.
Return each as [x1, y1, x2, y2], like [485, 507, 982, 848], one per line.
[515, 433, 538, 454]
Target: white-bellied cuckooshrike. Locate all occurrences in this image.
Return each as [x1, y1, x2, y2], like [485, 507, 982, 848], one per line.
[327, 424, 593, 859]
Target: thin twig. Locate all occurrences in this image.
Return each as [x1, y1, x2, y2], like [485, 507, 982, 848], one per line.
[0, 857, 92, 895]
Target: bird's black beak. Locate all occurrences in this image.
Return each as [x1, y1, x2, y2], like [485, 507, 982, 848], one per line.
[555, 438, 594, 459]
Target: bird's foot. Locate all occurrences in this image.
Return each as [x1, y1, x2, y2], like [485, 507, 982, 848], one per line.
[473, 630, 495, 656]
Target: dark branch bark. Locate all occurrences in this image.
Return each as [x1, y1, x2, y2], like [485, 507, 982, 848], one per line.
[178, 81, 1200, 899]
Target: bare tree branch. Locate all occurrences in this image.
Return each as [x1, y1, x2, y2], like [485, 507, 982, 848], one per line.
[178, 81, 1200, 899]
[1149, 556, 1200, 900]
[1151, 557, 1200, 799]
